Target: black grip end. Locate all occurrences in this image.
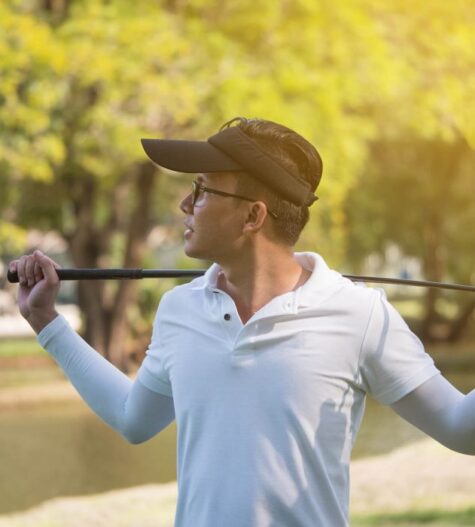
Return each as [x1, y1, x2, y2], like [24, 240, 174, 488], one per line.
[7, 269, 19, 283]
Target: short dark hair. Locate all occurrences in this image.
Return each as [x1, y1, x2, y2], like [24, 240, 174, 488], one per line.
[221, 117, 322, 246]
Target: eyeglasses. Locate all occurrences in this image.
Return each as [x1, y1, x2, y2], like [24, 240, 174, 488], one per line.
[191, 180, 278, 219]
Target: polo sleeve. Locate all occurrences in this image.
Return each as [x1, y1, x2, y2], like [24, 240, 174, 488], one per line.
[137, 294, 173, 398]
[359, 289, 440, 405]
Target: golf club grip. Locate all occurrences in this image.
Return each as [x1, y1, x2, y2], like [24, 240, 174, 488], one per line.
[7, 268, 142, 282]
[6, 268, 206, 283]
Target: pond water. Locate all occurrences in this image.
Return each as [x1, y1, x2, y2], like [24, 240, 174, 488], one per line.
[0, 372, 473, 514]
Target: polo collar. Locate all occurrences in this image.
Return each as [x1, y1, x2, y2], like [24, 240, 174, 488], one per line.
[293, 252, 344, 307]
[190, 263, 221, 291]
[191, 252, 344, 307]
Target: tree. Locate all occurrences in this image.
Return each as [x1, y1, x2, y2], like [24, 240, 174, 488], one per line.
[1, 1, 209, 367]
[1, 0, 391, 366]
[344, 0, 475, 341]
[346, 136, 475, 341]
[2, 0, 473, 365]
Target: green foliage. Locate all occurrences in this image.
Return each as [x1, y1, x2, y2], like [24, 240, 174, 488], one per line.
[0, 222, 27, 254]
[346, 138, 475, 281]
[1, 0, 204, 237]
[0, 0, 473, 338]
[2, 0, 473, 256]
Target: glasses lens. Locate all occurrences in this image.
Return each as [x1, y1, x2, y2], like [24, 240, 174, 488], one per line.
[191, 181, 199, 206]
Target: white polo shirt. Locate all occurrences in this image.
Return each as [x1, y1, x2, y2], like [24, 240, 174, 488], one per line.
[138, 252, 439, 527]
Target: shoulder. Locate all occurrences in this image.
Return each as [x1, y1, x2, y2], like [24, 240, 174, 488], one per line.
[157, 275, 207, 313]
[327, 274, 384, 315]
[297, 251, 381, 318]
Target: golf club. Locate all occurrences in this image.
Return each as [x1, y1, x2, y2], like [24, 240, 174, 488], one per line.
[6, 268, 475, 292]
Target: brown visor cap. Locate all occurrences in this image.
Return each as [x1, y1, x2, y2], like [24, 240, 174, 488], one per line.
[141, 127, 319, 207]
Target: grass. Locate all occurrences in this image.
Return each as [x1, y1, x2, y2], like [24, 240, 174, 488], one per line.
[0, 337, 43, 358]
[351, 507, 475, 526]
[0, 337, 59, 388]
[0, 367, 64, 389]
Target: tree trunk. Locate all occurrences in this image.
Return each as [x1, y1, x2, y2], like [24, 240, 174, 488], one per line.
[66, 164, 158, 369]
[67, 177, 109, 355]
[447, 298, 475, 342]
[420, 213, 444, 342]
[106, 164, 157, 371]
[419, 139, 467, 342]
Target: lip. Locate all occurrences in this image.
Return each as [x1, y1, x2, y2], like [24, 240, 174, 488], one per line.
[184, 222, 194, 238]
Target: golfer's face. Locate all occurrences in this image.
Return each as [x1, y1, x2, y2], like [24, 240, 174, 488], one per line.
[179, 173, 245, 261]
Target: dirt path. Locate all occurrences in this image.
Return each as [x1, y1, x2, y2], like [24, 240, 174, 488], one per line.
[0, 484, 177, 527]
[350, 438, 475, 515]
[1, 438, 474, 527]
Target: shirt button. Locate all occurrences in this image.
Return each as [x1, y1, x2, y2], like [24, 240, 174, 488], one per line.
[224, 313, 231, 321]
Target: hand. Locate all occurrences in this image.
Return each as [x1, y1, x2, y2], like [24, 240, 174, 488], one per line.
[9, 250, 61, 333]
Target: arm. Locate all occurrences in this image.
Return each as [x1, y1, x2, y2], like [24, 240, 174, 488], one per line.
[391, 373, 475, 455]
[39, 316, 174, 444]
[10, 251, 174, 444]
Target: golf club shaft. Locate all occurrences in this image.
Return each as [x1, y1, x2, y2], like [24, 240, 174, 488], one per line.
[6, 268, 475, 292]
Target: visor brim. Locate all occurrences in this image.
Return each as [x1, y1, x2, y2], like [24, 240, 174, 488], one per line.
[141, 139, 243, 173]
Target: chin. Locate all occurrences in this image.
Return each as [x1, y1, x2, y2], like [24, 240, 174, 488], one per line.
[184, 243, 205, 260]
[184, 243, 220, 263]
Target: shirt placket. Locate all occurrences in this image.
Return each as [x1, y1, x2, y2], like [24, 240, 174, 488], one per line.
[212, 289, 243, 346]
[210, 287, 299, 356]
[233, 293, 298, 358]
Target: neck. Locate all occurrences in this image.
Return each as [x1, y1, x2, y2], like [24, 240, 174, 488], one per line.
[216, 242, 311, 324]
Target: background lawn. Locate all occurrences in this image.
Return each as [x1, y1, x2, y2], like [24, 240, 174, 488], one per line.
[352, 507, 475, 526]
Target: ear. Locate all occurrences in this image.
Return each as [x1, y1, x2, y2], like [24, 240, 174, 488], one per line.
[242, 202, 269, 234]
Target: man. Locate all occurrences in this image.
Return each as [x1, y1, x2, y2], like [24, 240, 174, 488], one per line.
[10, 117, 475, 527]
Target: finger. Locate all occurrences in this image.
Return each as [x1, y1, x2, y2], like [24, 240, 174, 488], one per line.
[33, 250, 60, 285]
[8, 260, 19, 273]
[34, 261, 44, 283]
[17, 255, 28, 286]
[24, 255, 36, 288]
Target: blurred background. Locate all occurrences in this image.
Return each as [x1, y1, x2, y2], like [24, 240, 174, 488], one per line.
[0, 1, 474, 526]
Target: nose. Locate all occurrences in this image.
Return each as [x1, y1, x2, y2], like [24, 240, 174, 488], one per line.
[180, 192, 193, 215]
